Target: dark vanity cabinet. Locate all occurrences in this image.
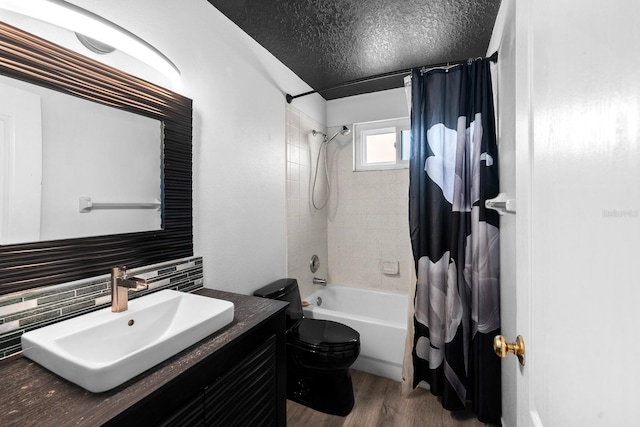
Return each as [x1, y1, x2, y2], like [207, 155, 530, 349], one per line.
[0, 289, 287, 427]
[107, 289, 287, 427]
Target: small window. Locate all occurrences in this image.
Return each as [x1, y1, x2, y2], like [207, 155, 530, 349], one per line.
[353, 118, 410, 171]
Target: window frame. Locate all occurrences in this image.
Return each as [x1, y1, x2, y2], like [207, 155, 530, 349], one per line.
[353, 117, 410, 171]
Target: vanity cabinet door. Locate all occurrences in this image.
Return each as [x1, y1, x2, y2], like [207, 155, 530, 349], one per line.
[203, 335, 277, 426]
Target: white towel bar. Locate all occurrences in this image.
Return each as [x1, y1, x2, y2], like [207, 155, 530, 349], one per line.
[79, 196, 161, 213]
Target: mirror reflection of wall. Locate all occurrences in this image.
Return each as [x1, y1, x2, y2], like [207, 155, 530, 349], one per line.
[0, 74, 163, 245]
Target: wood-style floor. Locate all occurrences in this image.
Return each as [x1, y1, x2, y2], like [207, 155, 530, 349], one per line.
[286, 370, 490, 427]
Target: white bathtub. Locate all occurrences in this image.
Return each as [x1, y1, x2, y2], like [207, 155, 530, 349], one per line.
[302, 284, 408, 382]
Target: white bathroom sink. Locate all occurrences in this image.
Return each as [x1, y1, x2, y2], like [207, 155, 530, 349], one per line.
[21, 289, 234, 393]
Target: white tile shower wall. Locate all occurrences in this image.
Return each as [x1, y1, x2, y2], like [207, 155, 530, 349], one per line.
[286, 106, 328, 299]
[327, 127, 412, 293]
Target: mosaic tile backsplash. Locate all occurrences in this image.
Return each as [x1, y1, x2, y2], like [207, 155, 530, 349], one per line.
[0, 256, 203, 359]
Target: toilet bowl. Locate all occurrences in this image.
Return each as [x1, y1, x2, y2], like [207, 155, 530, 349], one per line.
[254, 278, 360, 416]
[288, 318, 360, 370]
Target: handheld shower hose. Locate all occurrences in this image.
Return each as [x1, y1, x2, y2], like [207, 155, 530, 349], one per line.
[311, 126, 350, 210]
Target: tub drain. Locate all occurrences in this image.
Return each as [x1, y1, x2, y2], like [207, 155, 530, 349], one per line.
[316, 297, 322, 307]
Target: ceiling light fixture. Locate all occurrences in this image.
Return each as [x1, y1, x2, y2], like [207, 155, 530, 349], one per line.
[0, 0, 181, 81]
[75, 33, 115, 55]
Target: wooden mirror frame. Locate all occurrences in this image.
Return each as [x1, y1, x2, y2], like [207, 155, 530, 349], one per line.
[0, 22, 193, 295]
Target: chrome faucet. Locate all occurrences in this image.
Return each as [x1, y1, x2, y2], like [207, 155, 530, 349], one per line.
[313, 277, 327, 286]
[111, 266, 148, 312]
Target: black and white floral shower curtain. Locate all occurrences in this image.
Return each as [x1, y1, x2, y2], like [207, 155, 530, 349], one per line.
[408, 58, 501, 423]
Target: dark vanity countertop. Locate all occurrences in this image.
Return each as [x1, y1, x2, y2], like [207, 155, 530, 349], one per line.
[0, 288, 287, 427]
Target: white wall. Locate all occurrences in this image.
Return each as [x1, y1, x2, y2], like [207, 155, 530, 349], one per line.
[6, 0, 326, 295]
[327, 88, 409, 127]
[325, 88, 412, 293]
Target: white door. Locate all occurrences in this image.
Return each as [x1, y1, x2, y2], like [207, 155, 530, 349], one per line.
[509, 0, 640, 426]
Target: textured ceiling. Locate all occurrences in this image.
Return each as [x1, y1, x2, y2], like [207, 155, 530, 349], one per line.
[207, 0, 501, 100]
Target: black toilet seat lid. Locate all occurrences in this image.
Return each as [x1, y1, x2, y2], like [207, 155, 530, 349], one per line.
[290, 318, 360, 352]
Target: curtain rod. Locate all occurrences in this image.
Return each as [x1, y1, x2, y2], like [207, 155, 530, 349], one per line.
[285, 51, 498, 104]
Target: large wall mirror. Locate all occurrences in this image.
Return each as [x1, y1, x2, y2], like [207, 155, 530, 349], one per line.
[0, 22, 193, 295]
[0, 74, 164, 245]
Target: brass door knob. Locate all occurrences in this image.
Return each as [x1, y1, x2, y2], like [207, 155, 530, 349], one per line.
[493, 335, 525, 366]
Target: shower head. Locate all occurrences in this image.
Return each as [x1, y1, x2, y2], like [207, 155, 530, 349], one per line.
[325, 125, 351, 143]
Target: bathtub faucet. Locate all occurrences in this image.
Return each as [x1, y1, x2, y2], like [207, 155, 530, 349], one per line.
[313, 277, 327, 286]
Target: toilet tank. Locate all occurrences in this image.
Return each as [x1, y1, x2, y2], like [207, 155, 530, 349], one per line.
[254, 278, 303, 329]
